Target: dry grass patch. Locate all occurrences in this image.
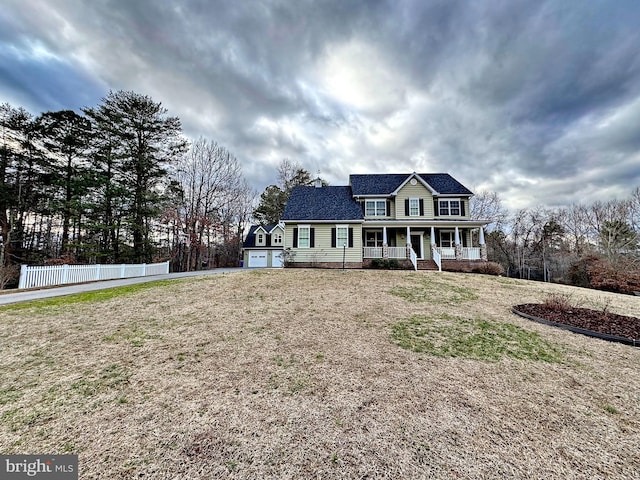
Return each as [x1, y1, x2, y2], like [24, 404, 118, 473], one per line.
[1, 270, 639, 479]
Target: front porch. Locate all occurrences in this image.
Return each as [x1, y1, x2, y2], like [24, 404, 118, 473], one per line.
[362, 224, 487, 270]
[362, 245, 482, 261]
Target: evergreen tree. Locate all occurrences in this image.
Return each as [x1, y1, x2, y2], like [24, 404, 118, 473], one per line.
[93, 91, 186, 262]
[37, 110, 92, 255]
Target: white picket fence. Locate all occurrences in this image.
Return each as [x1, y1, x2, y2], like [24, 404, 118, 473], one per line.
[18, 261, 170, 289]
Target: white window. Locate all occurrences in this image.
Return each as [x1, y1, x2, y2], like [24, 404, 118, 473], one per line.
[440, 231, 454, 247]
[298, 225, 310, 248]
[439, 199, 461, 216]
[257, 233, 264, 244]
[409, 198, 419, 216]
[365, 199, 386, 217]
[273, 233, 282, 244]
[336, 225, 348, 248]
[365, 231, 383, 247]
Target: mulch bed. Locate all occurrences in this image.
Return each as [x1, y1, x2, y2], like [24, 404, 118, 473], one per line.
[513, 303, 640, 346]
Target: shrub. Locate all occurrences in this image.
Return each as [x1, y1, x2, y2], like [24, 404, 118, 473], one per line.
[567, 256, 595, 288]
[542, 293, 574, 312]
[568, 255, 640, 295]
[471, 262, 505, 276]
[370, 258, 403, 269]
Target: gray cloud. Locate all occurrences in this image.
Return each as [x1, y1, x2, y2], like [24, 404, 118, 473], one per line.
[1, 0, 639, 208]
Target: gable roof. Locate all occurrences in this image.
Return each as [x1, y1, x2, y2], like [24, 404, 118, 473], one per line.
[282, 186, 364, 221]
[243, 225, 260, 248]
[349, 173, 473, 196]
[243, 224, 282, 248]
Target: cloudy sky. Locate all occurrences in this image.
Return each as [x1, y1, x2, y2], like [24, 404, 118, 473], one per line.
[1, 0, 640, 210]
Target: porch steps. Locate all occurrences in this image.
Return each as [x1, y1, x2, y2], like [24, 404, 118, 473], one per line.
[417, 259, 439, 271]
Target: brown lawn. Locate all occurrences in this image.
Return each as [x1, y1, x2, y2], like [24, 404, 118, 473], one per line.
[0, 269, 639, 479]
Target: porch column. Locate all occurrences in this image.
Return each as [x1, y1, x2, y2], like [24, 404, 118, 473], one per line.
[454, 226, 462, 260]
[406, 225, 411, 260]
[382, 226, 388, 259]
[430, 226, 436, 248]
[479, 227, 487, 261]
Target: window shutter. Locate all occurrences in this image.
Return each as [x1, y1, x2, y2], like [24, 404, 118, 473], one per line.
[348, 228, 354, 248]
[461, 200, 466, 216]
[361, 201, 365, 215]
[433, 199, 438, 216]
[405, 199, 409, 216]
[386, 201, 391, 217]
[293, 228, 298, 248]
[331, 228, 336, 248]
[310, 228, 315, 248]
[419, 199, 424, 216]
[462, 231, 468, 247]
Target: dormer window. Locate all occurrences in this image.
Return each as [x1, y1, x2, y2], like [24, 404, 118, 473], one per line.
[365, 199, 386, 217]
[273, 233, 282, 244]
[257, 233, 264, 244]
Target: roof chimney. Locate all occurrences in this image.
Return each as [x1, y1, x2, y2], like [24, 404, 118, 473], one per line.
[314, 177, 322, 188]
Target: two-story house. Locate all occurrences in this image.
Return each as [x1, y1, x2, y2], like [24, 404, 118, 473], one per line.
[280, 172, 489, 270]
[242, 224, 285, 268]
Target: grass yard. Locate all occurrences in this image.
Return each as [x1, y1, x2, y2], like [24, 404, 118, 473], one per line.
[0, 269, 639, 479]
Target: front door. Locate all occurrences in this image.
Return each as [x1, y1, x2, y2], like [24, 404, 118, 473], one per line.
[410, 234, 423, 259]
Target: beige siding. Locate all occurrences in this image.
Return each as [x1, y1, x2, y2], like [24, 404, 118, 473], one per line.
[395, 183, 435, 219]
[285, 223, 363, 263]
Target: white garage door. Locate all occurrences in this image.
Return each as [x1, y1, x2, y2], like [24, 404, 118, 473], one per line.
[248, 251, 268, 268]
[272, 251, 284, 268]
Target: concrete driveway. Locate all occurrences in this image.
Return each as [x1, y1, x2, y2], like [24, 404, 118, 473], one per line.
[0, 268, 243, 306]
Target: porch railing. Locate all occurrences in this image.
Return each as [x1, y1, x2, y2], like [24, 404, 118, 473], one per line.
[434, 247, 481, 260]
[363, 247, 383, 258]
[409, 248, 417, 270]
[462, 247, 481, 260]
[387, 247, 406, 259]
[432, 247, 442, 272]
[363, 246, 410, 259]
[436, 247, 456, 260]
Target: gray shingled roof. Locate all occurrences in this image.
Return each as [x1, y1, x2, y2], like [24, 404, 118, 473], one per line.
[350, 173, 473, 196]
[282, 186, 364, 221]
[242, 224, 278, 248]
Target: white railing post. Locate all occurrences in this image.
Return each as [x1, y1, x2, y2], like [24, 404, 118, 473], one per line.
[142, 263, 147, 276]
[121, 264, 126, 278]
[164, 261, 170, 274]
[18, 265, 28, 289]
[62, 264, 69, 285]
[95, 264, 101, 281]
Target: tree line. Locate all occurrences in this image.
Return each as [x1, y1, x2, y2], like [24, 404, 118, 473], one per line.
[0, 91, 253, 287]
[471, 189, 640, 292]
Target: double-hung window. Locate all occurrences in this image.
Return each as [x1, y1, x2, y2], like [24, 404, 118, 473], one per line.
[336, 225, 349, 248]
[365, 199, 386, 217]
[273, 233, 282, 244]
[298, 225, 310, 248]
[439, 199, 461, 216]
[409, 198, 420, 217]
[440, 231, 454, 247]
[257, 233, 264, 244]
